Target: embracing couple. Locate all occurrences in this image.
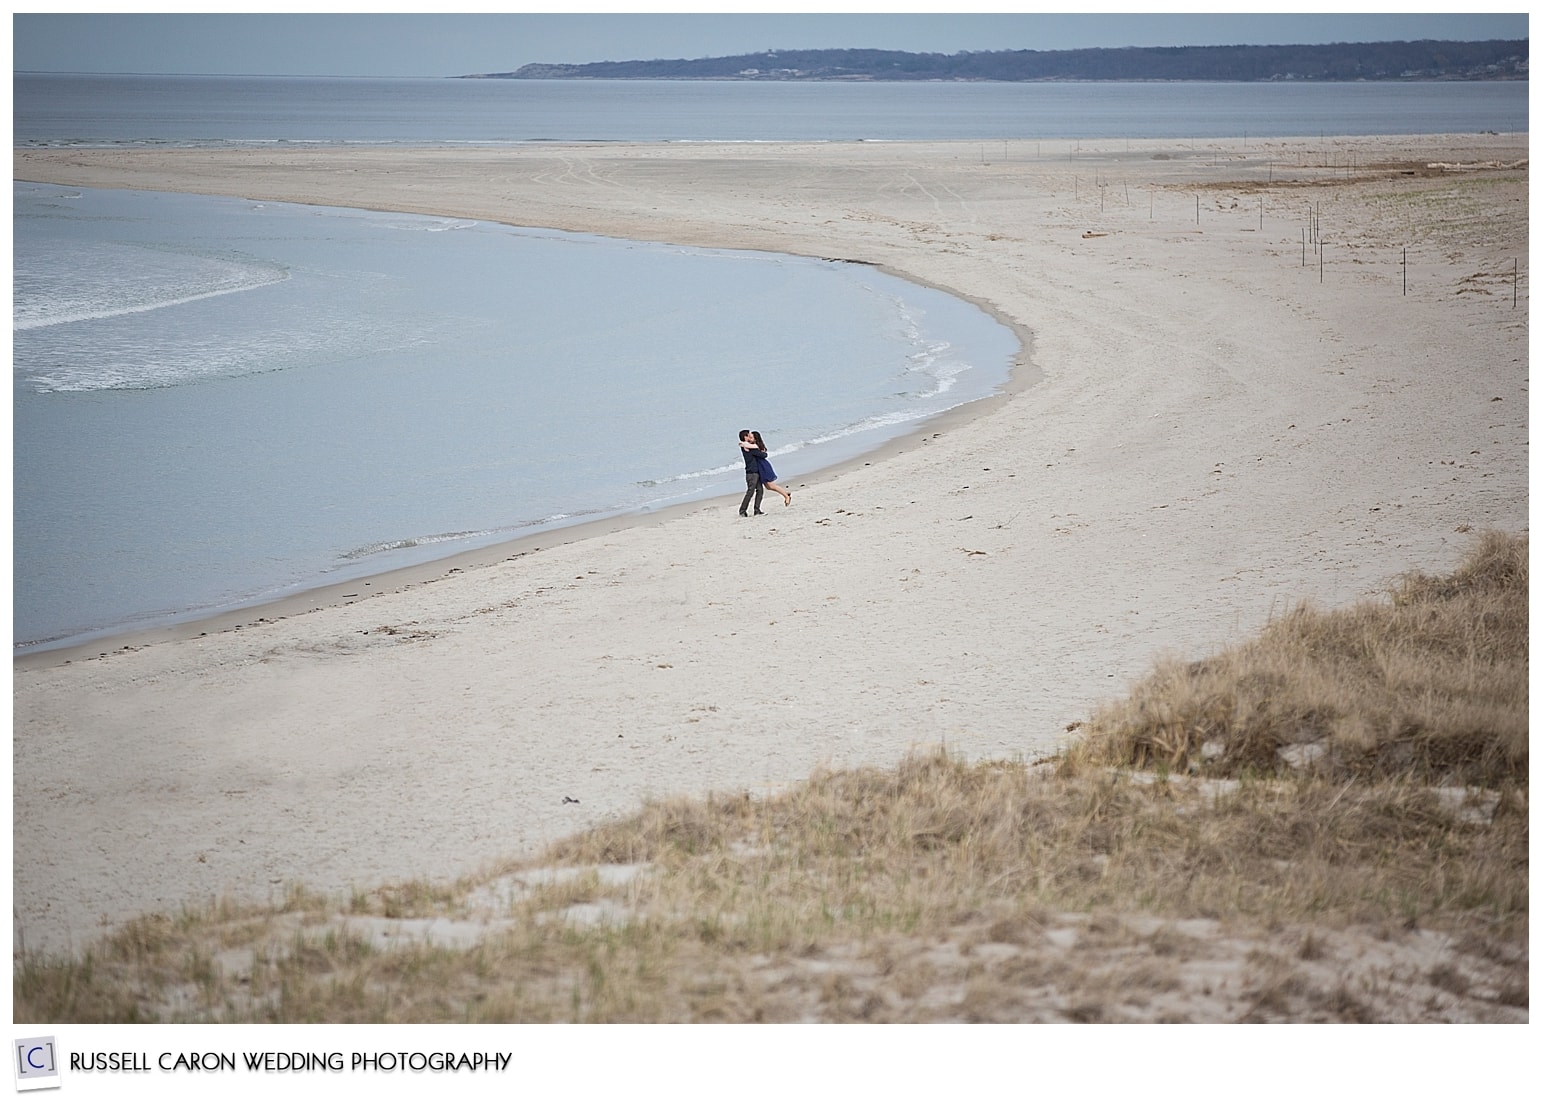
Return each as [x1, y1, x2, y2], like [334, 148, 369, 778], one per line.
[738, 429, 792, 516]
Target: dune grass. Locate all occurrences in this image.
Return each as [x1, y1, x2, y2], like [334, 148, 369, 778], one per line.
[1065, 528, 1528, 786]
[13, 532, 1527, 1023]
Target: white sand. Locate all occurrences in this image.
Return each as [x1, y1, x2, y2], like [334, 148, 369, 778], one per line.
[12, 136, 1528, 957]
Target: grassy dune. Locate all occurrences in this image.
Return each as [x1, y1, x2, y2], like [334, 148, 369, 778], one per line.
[14, 533, 1527, 1022]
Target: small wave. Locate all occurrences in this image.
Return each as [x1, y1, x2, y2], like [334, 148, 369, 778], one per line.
[19, 326, 440, 395]
[636, 461, 743, 488]
[634, 402, 970, 492]
[336, 508, 617, 562]
[904, 343, 966, 397]
[24, 347, 403, 391]
[844, 285, 967, 400]
[338, 531, 491, 561]
[13, 273, 287, 330]
[13, 247, 290, 331]
[378, 217, 480, 233]
[801, 405, 962, 448]
[293, 203, 479, 234]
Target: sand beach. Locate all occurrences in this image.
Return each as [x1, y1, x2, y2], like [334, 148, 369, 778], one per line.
[12, 135, 1528, 959]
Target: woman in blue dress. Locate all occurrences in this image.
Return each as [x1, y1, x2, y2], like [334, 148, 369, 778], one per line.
[746, 430, 792, 507]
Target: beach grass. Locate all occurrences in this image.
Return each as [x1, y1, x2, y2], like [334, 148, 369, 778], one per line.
[13, 532, 1527, 1023]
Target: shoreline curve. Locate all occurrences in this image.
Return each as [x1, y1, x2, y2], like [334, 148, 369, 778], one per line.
[11, 193, 1039, 667]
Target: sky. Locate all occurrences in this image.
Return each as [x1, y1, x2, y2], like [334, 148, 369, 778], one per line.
[10, 11, 1531, 79]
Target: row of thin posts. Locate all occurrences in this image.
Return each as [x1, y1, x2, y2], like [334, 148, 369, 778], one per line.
[1069, 157, 1521, 305]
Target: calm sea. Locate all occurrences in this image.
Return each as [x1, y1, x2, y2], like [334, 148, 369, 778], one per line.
[12, 76, 1526, 652]
[12, 74, 1528, 145]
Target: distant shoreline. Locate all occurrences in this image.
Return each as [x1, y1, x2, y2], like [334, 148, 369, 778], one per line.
[464, 39, 1528, 83]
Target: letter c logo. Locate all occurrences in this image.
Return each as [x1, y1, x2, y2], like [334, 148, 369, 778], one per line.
[26, 1047, 45, 1070]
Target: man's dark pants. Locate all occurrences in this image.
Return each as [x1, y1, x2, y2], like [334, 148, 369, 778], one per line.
[740, 472, 763, 516]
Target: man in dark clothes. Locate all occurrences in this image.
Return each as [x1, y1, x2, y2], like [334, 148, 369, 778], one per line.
[738, 428, 765, 517]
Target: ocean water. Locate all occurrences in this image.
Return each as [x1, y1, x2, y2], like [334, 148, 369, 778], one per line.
[12, 73, 1528, 145]
[13, 183, 1017, 651]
